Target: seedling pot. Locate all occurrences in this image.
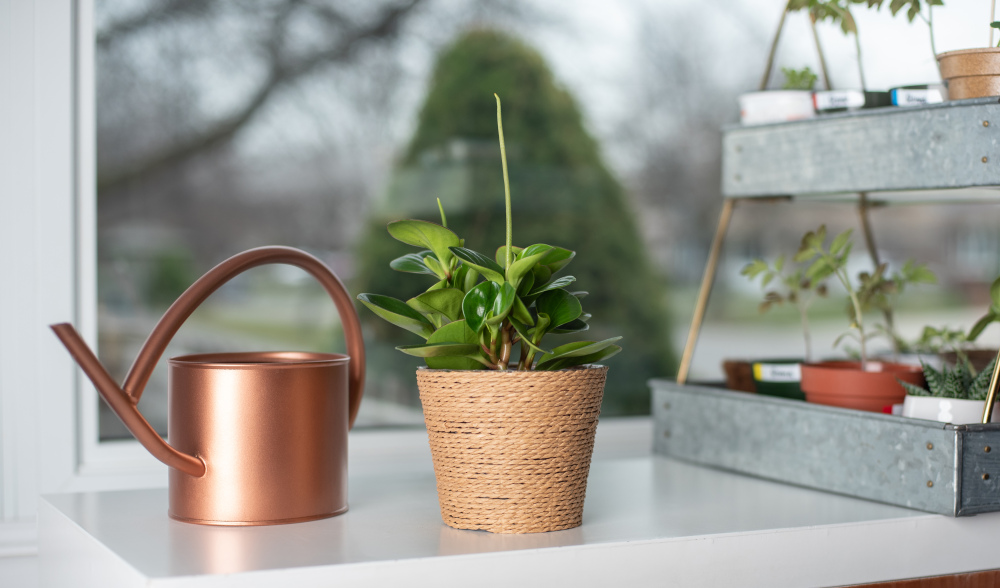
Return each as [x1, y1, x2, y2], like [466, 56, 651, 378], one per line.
[902, 395, 999, 424]
[738, 91, 816, 125]
[416, 365, 607, 534]
[751, 358, 805, 401]
[937, 48, 1000, 100]
[800, 361, 925, 413]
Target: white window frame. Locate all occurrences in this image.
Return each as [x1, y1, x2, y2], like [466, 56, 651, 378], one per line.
[0, 4, 653, 556]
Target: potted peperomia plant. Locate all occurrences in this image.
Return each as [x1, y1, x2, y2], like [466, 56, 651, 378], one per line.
[793, 225, 929, 412]
[738, 250, 830, 400]
[900, 358, 999, 424]
[357, 94, 622, 534]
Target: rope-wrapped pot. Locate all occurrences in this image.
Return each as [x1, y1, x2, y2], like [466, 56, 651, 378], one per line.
[416, 365, 608, 534]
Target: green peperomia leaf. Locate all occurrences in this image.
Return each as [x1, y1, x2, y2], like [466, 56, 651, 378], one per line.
[512, 297, 534, 325]
[536, 289, 583, 329]
[495, 246, 524, 267]
[531, 264, 552, 286]
[529, 275, 576, 296]
[551, 318, 590, 334]
[423, 255, 448, 280]
[536, 344, 621, 371]
[506, 247, 552, 288]
[450, 247, 505, 283]
[387, 220, 461, 266]
[407, 288, 464, 322]
[357, 293, 434, 339]
[486, 282, 517, 325]
[390, 251, 438, 276]
[510, 318, 550, 356]
[420, 320, 486, 370]
[462, 281, 500, 334]
[535, 337, 623, 370]
[397, 341, 481, 357]
[538, 246, 575, 273]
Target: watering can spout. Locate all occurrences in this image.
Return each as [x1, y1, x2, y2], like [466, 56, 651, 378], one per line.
[50, 323, 207, 477]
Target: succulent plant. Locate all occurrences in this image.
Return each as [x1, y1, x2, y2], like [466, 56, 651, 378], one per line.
[901, 357, 996, 401]
[356, 95, 622, 371]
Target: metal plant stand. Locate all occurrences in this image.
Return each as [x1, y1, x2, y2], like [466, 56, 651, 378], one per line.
[661, 97, 1000, 514]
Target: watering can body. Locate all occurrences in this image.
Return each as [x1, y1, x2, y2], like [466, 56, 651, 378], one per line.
[52, 247, 365, 526]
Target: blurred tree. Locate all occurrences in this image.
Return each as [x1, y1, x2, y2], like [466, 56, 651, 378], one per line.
[355, 29, 676, 414]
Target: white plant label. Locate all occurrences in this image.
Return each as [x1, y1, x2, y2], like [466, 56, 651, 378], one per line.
[753, 363, 801, 382]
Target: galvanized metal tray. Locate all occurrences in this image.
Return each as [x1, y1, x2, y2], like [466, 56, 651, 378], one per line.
[650, 379, 1000, 516]
[722, 97, 1000, 198]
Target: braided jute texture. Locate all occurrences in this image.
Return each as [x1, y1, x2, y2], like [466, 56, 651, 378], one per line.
[417, 366, 608, 534]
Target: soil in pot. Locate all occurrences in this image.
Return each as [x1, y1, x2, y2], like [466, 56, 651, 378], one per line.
[416, 365, 607, 534]
[800, 361, 925, 413]
[937, 48, 1000, 100]
[751, 359, 805, 401]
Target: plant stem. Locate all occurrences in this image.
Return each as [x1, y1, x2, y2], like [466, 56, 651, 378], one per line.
[498, 323, 513, 370]
[836, 265, 868, 370]
[437, 197, 447, 228]
[798, 298, 813, 363]
[809, 13, 832, 90]
[849, 8, 867, 91]
[760, 2, 792, 91]
[495, 93, 512, 271]
[992, 0, 997, 48]
[929, 5, 941, 78]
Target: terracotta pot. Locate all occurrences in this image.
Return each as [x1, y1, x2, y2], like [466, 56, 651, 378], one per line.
[722, 359, 756, 393]
[800, 361, 925, 413]
[937, 48, 1000, 100]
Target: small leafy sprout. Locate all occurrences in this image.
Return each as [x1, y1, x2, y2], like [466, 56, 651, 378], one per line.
[741, 253, 829, 362]
[900, 357, 997, 401]
[916, 325, 974, 375]
[793, 225, 935, 370]
[356, 95, 622, 371]
[782, 66, 818, 91]
[970, 275, 1000, 342]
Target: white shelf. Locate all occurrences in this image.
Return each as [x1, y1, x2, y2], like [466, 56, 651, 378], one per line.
[36, 421, 1000, 587]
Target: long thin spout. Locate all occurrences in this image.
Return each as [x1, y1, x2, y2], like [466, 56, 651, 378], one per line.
[50, 323, 206, 477]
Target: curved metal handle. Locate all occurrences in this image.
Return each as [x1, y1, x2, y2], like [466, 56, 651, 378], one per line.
[52, 246, 366, 477]
[124, 246, 366, 428]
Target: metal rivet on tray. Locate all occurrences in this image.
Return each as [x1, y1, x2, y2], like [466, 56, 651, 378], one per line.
[926, 442, 934, 450]
[984, 474, 991, 481]
[985, 121, 991, 127]
[663, 402, 671, 411]
[735, 174, 742, 182]
[927, 481, 934, 488]
[987, 446, 992, 453]
[983, 157, 989, 163]
[663, 430, 671, 438]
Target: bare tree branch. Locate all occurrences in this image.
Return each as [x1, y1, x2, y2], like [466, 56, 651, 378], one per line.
[98, 0, 425, 193]
[96, 0, 204, 49]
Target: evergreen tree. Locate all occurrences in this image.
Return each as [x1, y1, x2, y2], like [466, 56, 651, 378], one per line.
[354, 29, 675, 414]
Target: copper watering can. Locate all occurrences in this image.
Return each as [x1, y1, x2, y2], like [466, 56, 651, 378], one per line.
[51, 246, 365, 526]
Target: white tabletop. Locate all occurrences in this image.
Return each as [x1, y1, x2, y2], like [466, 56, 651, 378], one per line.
[37, 424, 1000, 587]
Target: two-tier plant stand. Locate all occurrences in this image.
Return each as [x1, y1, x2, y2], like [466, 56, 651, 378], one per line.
[653, 97, 1000, 515]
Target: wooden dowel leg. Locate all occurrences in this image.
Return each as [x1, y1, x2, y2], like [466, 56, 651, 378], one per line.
[677, 199, 736, 384]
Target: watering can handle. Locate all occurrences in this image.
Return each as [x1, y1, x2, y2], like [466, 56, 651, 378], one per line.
[51, 246, 366, 477]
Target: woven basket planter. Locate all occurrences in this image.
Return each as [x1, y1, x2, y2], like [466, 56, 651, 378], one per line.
[416, 365, 608, 534]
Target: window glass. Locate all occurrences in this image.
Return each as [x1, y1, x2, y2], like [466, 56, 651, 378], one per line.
[96, 1, 998, 439]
